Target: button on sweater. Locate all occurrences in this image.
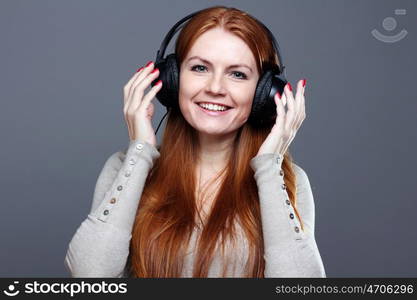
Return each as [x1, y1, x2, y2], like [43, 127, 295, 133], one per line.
[64, 138, 326, 278]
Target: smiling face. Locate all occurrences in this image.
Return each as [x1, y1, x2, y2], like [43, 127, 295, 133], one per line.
[179, 27, 260, 137]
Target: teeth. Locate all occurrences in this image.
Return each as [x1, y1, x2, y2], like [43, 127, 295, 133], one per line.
[198, 103, 228, 111]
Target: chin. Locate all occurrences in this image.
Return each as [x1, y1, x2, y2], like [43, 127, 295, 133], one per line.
[194, 123, 239, 137]
[197, 129, 226, 136]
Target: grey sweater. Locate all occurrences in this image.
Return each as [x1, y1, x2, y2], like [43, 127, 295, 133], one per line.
[64, 138, 326, 277]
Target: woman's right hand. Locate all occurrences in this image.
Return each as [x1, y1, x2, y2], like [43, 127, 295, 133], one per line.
[123, 61, 162, 147]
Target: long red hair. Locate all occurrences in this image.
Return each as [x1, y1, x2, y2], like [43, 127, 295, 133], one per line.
[128, 6, 304, 277]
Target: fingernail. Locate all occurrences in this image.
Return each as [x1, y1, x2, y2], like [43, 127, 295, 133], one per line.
[151, 68, 159, 74]
[302, 79, 307, 87]
[156, 80, 162, 85]
[136, 67, 143, 73]
[287, 83, 292, 92]
[275, 91, 281, 99]
[145, 61, 153, 67]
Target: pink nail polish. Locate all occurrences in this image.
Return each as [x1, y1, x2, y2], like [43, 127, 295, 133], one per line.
[276, 91, 281, 99]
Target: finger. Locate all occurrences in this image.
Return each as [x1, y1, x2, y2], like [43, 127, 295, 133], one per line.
[274, 91, 285, 129]
[129, 66, 145, 87]
[127, 62, 155, 103]
[294, 79, 305, 128]
[137, 80, 162, 112]
[123, 65, 147, 104]
[300, 79, 307, 125]
[129, 68, 160, 111]
[284, 83, 296, 131]
[302, 78, 307, 96]
[282, 90, 287, 107]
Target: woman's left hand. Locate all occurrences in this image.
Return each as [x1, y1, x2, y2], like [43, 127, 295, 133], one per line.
[256, 79, 307, 156]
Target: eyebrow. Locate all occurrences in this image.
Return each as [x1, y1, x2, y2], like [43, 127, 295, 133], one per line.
[186, 56, 253, 73]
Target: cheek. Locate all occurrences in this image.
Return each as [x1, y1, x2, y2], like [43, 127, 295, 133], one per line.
[238, 100, 254, 123]
[179, 71, 200, 101]
[233, 86, 256, 117]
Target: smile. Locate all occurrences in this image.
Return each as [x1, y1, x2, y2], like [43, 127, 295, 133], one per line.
[195, 102, 233, 116]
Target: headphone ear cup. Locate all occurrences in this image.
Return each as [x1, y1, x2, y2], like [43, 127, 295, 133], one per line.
[249, 70, 276, 127]
[153, 53, 180, 109]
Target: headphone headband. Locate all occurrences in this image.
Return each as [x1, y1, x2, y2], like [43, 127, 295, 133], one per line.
[155, 8, 286, 75]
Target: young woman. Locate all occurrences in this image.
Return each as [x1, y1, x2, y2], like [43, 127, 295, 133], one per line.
[65, 6, 326, 278]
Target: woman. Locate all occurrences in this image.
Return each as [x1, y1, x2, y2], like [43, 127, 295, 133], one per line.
[64, 6, 326, 278]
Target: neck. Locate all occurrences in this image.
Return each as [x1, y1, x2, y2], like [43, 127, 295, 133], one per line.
[197, 130, 236, 172]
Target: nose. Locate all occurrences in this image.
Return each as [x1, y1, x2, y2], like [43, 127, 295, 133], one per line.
[205, 72, 227, 95]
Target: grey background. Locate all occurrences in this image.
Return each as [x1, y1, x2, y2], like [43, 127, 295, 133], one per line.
[0, 0, 416, 277]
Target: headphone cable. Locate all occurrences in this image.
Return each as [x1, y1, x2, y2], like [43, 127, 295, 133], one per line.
[155, 107, 170, 135]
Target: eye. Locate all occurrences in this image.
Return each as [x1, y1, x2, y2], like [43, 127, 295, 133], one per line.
[232, 71, 247, 80]
[190, 64, 248, 80]
[191, 64, 207, 72]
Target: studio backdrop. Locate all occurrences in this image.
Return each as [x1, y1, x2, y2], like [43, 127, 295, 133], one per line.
[0, 0, 416, 277]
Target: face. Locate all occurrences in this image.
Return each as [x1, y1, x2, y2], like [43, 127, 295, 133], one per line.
[179, 27, 260, 137]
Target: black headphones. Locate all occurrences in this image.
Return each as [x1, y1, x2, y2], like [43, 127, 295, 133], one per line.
[150, 7, 288, 132]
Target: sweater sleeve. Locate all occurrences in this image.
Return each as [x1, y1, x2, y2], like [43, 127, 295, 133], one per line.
[249, 153, 326, 278]
[64, 138, 160, 278]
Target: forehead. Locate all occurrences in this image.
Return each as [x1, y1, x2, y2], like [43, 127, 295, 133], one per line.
[185, 28, 256, 66]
